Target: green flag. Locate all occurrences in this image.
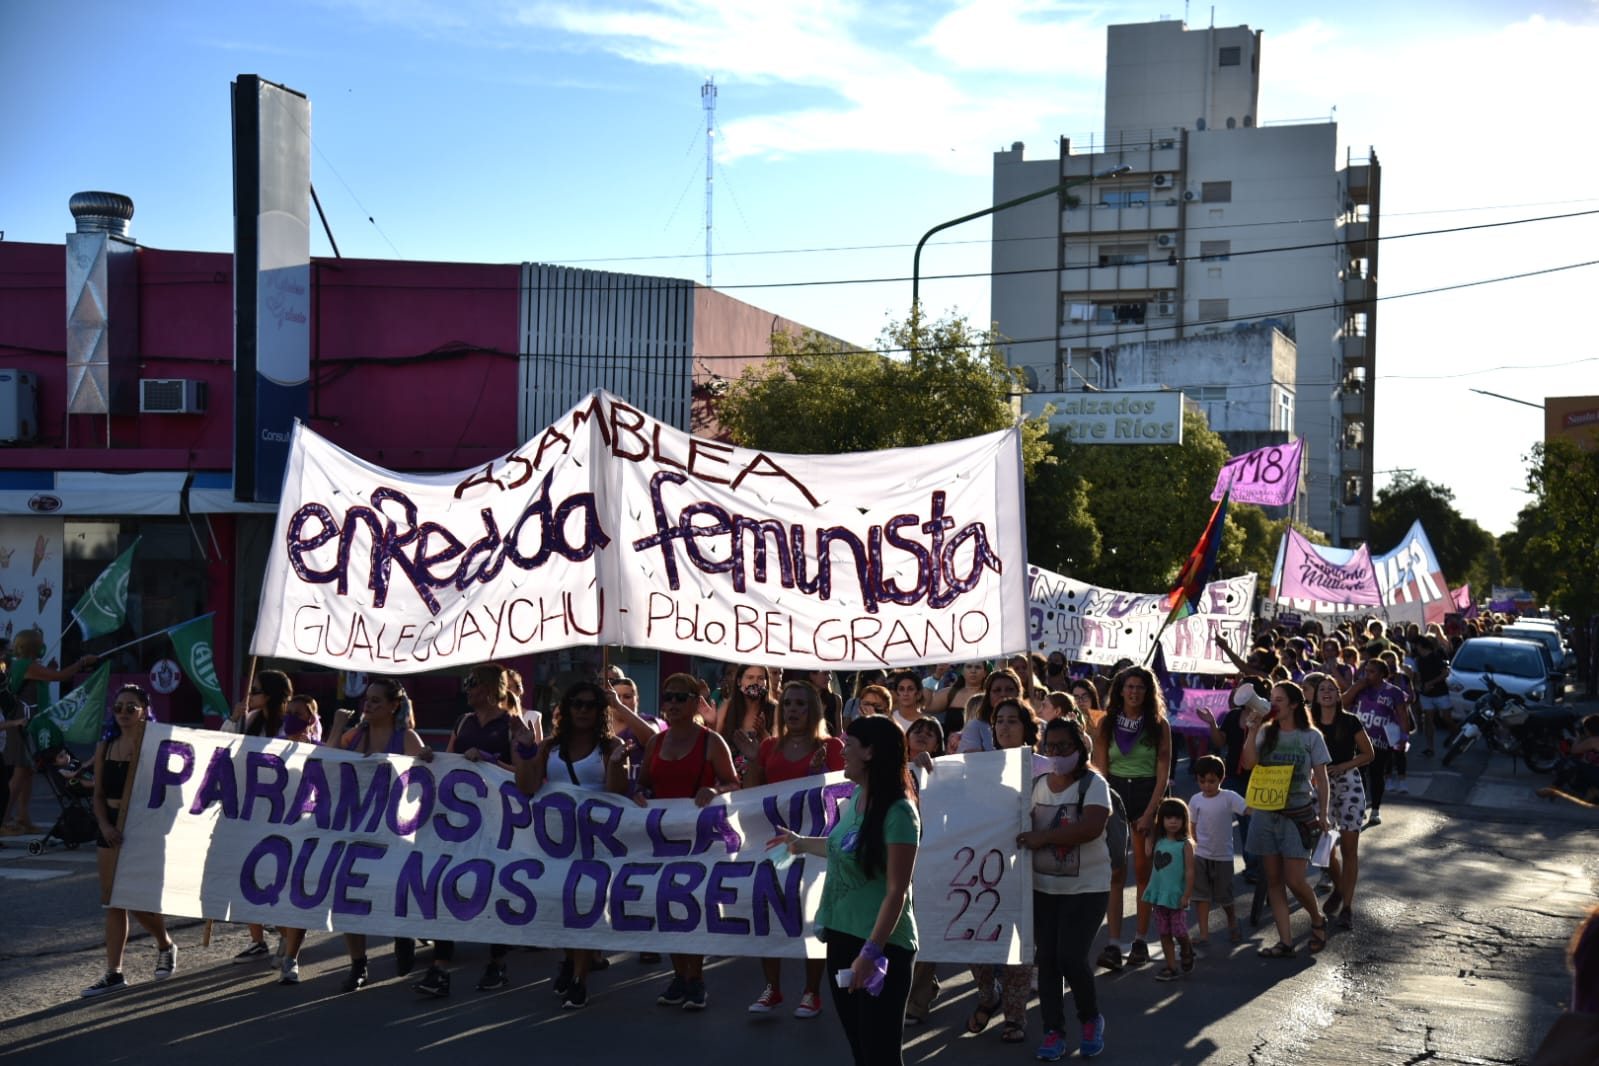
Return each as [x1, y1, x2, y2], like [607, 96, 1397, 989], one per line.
[168, 613, 230, 719]
[74, 538, 141, 640]
[27, 662, 111, 748]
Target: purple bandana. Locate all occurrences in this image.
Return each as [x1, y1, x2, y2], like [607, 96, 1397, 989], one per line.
[1114, 713, 1144, 755]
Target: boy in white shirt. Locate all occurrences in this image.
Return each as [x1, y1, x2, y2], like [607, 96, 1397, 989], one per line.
[1188, 755, 1248, 945]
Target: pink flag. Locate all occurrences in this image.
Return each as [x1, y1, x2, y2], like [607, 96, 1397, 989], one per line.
[1451, 585, 1478, 618]
[1211, 437, 1303, 507]
[1277, 527, 1383, 605]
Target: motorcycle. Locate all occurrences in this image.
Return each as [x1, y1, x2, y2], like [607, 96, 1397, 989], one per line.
[1441, 674, 1579, 772]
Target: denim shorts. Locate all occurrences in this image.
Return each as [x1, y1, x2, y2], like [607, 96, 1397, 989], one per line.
[1245, 809, 1311, 860]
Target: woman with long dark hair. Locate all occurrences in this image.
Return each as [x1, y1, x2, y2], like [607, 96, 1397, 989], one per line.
[953, 667, 1022, 754]
[519, 680, 628, 1009]
[782, 715, 920, 1066]
[338, 678, 432, 992]
[1242, 682, 1330, 957]
[928, 661, 989, 737]
[228, 669, 294, 963]
[715, 663, 777, 781]
[886, 671, 929, 731]
[744, 680, 844, 1019]
[1092, 666, 1172, 970]
[81, 685, 177, 996]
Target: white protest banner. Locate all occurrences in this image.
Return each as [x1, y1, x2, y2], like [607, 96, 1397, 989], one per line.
[250, 391, 1026, 672]
[1027, 565, 1256, 674]
[110, 726, 1030, 964]
[1211, 437, 1303, 506]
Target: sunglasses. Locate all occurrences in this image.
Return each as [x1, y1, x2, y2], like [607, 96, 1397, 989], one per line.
[1041, 742, 1078, 755]
[859, 702, 887, 713]
[568, 698, 603, 711]
[660, 691, 695, 704]
[113, 702, 143, 712]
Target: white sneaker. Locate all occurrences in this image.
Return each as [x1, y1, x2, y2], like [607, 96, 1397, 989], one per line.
[280, 957, 301, 985]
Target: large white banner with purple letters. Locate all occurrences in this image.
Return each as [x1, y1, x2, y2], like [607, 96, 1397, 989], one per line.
[250, 391, 1026, 671]
[111, 726, 1031, 964]
[1028, 564, 1256, 674]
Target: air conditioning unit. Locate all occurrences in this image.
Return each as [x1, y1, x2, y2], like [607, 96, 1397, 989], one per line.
[1157, 303, 1176, 316]
[1152, 174, 1173, 189]
[1156, 234, 1176, 247]
[1183, 190, 1196, 201]
[139, 379, 208, 414]
[1157, 290, 1174, 301]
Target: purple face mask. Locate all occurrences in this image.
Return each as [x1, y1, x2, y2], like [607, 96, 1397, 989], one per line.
[282, 712, 313, 738]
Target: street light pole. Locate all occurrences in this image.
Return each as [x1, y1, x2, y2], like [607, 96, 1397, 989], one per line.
[910, 163, 1133, 316]
[1469, 388, 1544, 411]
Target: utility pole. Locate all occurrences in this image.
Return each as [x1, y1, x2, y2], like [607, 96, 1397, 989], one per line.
[702, 77, 716, 288]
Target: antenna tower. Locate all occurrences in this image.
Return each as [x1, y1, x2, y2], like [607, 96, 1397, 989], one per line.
[701, 76, 716, 287]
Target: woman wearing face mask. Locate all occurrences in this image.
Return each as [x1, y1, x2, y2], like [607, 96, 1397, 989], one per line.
[744, 680, 845, 1019]
[715, 664, 777, 783]
[638, 673, 741, 1011]
[1016, 716, 1110, 1061]
[966, 699, 1040, 1044]
[337, 678, 432, 992]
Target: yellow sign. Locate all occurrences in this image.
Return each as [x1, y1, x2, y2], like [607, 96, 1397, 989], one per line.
[1245, 763, 1293, 811]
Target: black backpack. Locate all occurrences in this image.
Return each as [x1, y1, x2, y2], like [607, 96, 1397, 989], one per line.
[1076, 771, 1130, 877]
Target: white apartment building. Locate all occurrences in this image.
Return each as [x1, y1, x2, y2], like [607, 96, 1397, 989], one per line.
[992, 18, 1379, 544]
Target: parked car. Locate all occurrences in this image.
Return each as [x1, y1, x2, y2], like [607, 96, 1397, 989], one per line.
[1445, 636, 1555, 720]
[1499, 625, 1571, 688]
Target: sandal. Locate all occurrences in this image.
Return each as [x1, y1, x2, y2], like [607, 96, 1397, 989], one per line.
[1000, 1021, 1027, 1043]
[1308, 920, 1328, 954]
[966, 1003, 997, 1035]
[1258, 942, 1296, 958]
[1338, 907, 1354, 930]
[1324, 890, 1344, 917]
[1180, 939, 1195, 973]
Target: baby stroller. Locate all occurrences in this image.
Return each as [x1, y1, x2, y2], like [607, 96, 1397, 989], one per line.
[27, 738, 99, 855]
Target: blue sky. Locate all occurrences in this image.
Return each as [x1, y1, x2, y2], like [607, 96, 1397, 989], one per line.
[4, 0, 1598, 543]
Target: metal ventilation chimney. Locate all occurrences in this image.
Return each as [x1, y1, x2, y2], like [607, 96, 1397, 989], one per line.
[65, 191, 139, 415]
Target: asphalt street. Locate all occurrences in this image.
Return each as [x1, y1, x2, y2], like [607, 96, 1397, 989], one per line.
[2, 710, 1594, 1065]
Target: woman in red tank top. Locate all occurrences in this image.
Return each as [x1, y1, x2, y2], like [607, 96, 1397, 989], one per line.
[635, 672, 739, 1012]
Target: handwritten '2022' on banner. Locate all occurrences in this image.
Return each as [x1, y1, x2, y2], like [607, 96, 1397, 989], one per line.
[110, 725, 1032, 965]
[1211, 437, 1303, 507]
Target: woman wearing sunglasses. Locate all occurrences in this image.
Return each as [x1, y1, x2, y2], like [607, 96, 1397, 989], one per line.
[743, 680, 845, 1020]
[81, 686, 177, 997]
[636, 672, 740, 1011]
[518, 680, 630, 1009]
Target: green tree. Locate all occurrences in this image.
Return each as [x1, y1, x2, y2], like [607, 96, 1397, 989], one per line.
[1026, 430, 1101, 576]
[718, 312, 1052, 475]
[1369, 473, 1493, 585]
[1502, 441, 1599, 619]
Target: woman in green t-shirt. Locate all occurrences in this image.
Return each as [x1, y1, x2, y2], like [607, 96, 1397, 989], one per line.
[782, 715, 920, 1065]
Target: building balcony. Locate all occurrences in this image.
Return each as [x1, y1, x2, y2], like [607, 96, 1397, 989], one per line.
[1078, 262, 1180, 292]
[1344, 220, 1373, 256]
[1342, 334, 1369, 366]
[1341, 446, 1366, 473]
[1344, 274, 1375, 306]
[1340, 389, 1366, 419]
[1346, 165, 1371, 202]
[1062, 199, 1180, 233]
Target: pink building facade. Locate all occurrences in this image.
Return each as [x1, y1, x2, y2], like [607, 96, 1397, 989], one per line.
[0, 203, 807, 733]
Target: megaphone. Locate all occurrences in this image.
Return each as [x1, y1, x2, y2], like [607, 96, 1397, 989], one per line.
[1231, 681, 1269, 718]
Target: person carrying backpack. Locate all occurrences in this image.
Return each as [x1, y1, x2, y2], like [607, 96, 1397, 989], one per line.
[1016, 716, 1113, 1061]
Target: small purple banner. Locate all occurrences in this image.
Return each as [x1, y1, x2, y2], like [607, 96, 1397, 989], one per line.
[1212, 437, 1303, 507]
[1172, 687, 1233, 737]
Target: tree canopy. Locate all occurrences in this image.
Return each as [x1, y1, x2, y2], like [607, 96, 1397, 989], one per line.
[1370, 472, 1494, 585]
[1500, 440, 1599, 620]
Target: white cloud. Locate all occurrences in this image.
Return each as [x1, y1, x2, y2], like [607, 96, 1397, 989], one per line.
[917, 0, 1108, 74]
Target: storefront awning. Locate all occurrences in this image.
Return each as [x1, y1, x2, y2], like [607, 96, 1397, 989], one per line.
[0, 471, 277, 516]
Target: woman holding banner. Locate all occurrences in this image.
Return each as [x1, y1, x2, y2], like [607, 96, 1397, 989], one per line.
[782, 714, 920, 1066]
[338, 678, 432, 992]
[967, 699, 1040, 1044]
[519, 679, 629, 1009]
[744, 679, 845, 1019]
[271, 693, 324, 985]
[82, 685, 177, 996]
[228, 669, 293, 963]
[638, 672, 741, 1012]
[1242, 682, 1330, 957]
[715, 664, 777, 782]
[1092, 667, 1172, 970]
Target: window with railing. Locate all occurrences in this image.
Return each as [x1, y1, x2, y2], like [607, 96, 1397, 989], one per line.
[1099, 189, 1151, 208]
[1098, 243, 1150, 266]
